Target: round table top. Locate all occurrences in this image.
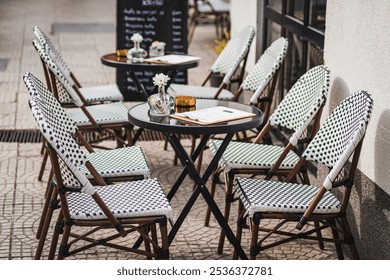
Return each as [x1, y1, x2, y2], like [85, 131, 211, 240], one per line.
[128, 99, 263, 135]
[101, 53, 199, 71]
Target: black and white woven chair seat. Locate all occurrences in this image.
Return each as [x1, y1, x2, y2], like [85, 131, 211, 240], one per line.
[209, 139, 300, 171]
[79, 84, 124, 103]
[67, 178, 172, 220]
[65, 102, 129, 125]
[235, 177, 341, 217]
[167, 83, 234, 100]
[82, 146, 150, 178]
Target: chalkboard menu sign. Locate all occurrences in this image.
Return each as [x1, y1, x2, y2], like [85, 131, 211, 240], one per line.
[116, 0, 188, 101]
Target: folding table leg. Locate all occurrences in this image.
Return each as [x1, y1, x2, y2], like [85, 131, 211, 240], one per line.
[165, 132, 248, 260]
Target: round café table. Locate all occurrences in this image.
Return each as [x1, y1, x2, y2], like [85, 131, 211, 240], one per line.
[101, 53, 199, 101]
[128, 99, 263, 260]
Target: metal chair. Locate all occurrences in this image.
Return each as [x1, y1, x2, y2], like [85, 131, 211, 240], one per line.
[234, 90, 373, 259]
[207, 65, 331, 253]
[24, 72, 152, 259]
[33, 25, 124, 104]
[168, 25, 256, 100]
[25, 72, 172, 260]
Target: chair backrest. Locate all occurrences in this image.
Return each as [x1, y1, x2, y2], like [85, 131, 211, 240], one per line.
[33, 26, 73, 85]
[302, 90, 373, 190]
[23, 72, 77, 135]
[24, 72, 93, 193]
[210, 25, 255, 84]
[268, 65, 330, 145]
[242, 37, 288, 104]
[32, 39, 83, 106]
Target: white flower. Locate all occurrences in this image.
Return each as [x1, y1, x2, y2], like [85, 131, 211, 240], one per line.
[152, 73, 170, 87]
[131, 33, 143, 43]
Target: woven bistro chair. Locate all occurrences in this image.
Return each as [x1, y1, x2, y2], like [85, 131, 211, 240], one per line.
[206, 65, 330, 253]
[33, 25, 124, 104]
[167, 25, 256, 100]
[166, 26, 256, 169]
[25, 73, 172, 260]
[179, 36, 288, 177]
[32, 39, 134, 180]
[234, 90, 373, 259]
[24, 72, 152, 259]
[231, 36, 288, 135]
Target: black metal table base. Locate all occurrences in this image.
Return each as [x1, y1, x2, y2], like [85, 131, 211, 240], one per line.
[165, 132, 248, 260]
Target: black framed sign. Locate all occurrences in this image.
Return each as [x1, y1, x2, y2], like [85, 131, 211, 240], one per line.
[116, 0, 188, 101]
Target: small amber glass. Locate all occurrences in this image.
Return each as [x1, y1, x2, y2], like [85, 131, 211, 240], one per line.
[175, 96, 196, 107]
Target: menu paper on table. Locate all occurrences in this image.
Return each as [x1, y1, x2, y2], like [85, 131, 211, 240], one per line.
[144, 54, 201, 64]
[170, 106, 256, 125]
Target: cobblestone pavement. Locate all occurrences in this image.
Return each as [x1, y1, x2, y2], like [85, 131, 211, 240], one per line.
[0, 0, 338, 260]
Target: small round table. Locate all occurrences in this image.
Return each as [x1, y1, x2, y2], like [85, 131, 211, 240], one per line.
[101, 53, 199, 100]
[128, 99, 263, 260]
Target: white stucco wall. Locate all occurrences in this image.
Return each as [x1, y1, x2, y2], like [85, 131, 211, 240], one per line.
[230, 0, 258, 71]
[324, 0, 390, 194]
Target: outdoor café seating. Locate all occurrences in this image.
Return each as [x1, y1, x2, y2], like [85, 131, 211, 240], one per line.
[32, 38, 135, 182]
[228, 36, 289, 136]
[207, 65, 331, 253]
[23, 72, 152, 259]
[233, 90, 373, 259]
[33, 25, 124, 104]
[24, 72, 172, 260]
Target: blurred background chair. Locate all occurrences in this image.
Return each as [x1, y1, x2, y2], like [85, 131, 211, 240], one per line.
[25, 72, 172, 260]
[206, 65, 330, 253]
[24, 72, 152, 259]
[33, 25, 124, 104]
[234, 90, 373, 259]
[188, 0, 231, 45]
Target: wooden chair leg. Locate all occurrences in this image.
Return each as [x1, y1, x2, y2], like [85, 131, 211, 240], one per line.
[217, 172, 234, 254]
[233, 200, 244, 260]
[159, 217, 169, 260]
[36, 179, 56, 240]
[38, 148, 49, 181]
[150, 224, 159, 257]
[35, 187, 59, 259]
[40, 138, 46, 154]
[314, 221, 325, 250]
[249, 214, 261, 260]
[143, 225, 152, 260]
[340, 216, 360, 259]
[329, 219, 344, 259]
[163, 138, 169, 150]
[57, 221, 71, 260]
[48, 210, 64, 259]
